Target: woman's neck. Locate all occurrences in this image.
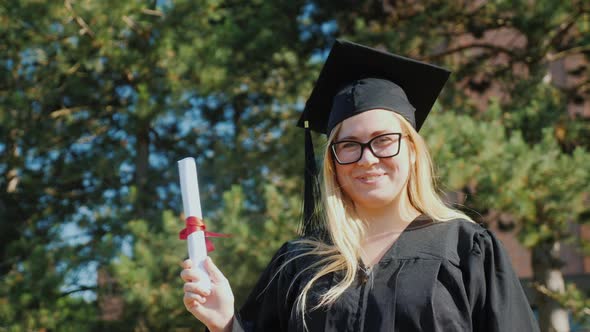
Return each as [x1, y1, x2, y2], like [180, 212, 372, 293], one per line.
[355, 190, 421, 238]
[355, 190, 421, 267]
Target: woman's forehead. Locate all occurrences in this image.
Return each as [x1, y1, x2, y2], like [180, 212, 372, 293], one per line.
[337, 109, 403, 139]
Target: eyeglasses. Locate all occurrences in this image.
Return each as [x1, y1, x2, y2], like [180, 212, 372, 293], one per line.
[330, 133, 407, 165]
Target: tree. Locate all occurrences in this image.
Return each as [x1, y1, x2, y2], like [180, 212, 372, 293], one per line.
[1, 0, 311, 329]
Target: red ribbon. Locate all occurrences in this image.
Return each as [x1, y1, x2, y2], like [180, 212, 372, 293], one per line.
[179, 216, 230, 252]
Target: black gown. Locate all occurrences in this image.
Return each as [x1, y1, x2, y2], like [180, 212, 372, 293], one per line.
[231, 216, 540, 331]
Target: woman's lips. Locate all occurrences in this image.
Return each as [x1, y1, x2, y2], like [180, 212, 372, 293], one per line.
[355, 173, 385, 184]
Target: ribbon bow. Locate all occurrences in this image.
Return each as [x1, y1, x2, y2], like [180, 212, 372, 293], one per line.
[179, 216, 230, 252]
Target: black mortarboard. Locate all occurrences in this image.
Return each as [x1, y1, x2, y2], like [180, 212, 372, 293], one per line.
[297, 39, 451, 236]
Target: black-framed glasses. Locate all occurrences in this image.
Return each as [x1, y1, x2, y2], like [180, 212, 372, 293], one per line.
[330, 133, 407, 165]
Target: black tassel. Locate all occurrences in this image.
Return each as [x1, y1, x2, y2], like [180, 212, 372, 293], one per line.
[302, 122, 319, 236]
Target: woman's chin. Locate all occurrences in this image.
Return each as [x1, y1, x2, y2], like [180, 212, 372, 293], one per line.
[353, 193, 398, 210]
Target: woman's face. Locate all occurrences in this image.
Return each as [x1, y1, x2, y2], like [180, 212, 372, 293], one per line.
[333, 109, 414, 211]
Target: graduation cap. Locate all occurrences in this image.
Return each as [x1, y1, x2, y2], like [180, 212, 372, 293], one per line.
[297, 39, 451, 236]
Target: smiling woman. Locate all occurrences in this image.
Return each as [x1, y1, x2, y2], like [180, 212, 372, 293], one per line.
[332, 110, 413, 213]
[179, 40, 540, 332]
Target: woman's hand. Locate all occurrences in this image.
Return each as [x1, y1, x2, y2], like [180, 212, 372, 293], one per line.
[180, 257, 235, 332]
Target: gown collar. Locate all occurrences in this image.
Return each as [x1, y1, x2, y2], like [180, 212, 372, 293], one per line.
[356, 214, 435, 271]
[367, 213, 435, 267]
[403, 213, 434, 231]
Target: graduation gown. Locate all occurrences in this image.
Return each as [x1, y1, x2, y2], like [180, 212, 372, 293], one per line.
[231, 216, 540, 331]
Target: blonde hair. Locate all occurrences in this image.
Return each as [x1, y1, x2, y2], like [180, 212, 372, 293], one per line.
[291, 112, 473, 329]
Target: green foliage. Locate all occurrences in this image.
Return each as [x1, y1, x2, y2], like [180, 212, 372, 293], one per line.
[108, 211, 198, 330]
[0, 242, 97, 330]
[426, 96, 590, 248]
[210, 184, 299, 306]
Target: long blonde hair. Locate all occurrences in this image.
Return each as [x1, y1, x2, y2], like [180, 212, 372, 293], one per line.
[291, 112, 473, 329]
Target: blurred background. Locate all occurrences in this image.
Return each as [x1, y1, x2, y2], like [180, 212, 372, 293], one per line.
[1, 0, 589, 331]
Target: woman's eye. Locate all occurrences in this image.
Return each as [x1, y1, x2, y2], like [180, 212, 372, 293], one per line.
[374, 137, 393, 145]
[341, 142, 358, 149]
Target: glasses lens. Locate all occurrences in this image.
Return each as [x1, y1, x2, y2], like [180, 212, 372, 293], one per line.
[332, 141, 361, 164]
[370, 133, 401, 157]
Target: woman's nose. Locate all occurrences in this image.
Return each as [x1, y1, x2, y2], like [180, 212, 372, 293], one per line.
[356, 146, 380, 166]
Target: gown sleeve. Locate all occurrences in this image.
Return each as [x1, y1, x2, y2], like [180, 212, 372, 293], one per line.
[465, 229, 540, 332]
[231, 241, 300, 332]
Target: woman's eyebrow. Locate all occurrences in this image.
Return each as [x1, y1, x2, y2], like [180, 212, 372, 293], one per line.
[338, 130, 391, 140]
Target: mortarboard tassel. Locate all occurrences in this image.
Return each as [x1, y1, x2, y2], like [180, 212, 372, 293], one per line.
[302, 120, 320, 237]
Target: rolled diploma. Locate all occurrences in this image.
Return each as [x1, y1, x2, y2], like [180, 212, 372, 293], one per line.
[178, 157, 211, 290]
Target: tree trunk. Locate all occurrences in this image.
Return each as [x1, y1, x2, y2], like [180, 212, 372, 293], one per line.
[5, 129, 20, 194]
[532, 240, 570, 332]
[1, 130, 21, 275]
[135, 124, 150, 218]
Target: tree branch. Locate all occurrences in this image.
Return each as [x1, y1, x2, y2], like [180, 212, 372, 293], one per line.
[546, 44, 590, 62]
[59, 285, 97, 298]
[533, 282, 590, 316]
[64, 0, 95, 39]
[424, 42, 521, 61]
[141, 8, 163, 17]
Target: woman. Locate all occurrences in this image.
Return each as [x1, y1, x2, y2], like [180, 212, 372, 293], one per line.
[180, 40, 540, 331]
